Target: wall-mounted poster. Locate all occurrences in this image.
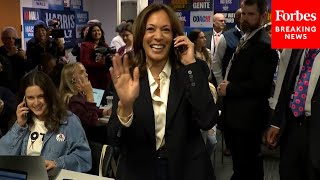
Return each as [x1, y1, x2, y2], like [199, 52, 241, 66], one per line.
[214, 0, 239, 12]
[32, 0, 49, 9]
[48, 0, 64, 10]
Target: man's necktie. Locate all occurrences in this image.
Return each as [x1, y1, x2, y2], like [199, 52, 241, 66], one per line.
[290, 49, 320, 117]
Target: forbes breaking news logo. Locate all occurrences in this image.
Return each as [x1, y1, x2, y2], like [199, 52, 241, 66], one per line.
[272, 0, 320, 48]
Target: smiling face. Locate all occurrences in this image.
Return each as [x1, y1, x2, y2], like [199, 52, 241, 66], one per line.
[35, 27, 47, 42]
[91, 26, 102, 41]
[143, 10, 173, 65]
[25, 85, 47, 121]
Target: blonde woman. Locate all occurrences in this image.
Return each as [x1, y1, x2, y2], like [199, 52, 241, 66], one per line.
[59, 62, 111, 143]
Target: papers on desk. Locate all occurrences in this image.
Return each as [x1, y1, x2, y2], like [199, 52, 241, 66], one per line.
[55, 169, 114, 180]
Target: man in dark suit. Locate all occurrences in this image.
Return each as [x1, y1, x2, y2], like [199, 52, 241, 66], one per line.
[217, 0, 278, 179]
[266, 49, 320, 180]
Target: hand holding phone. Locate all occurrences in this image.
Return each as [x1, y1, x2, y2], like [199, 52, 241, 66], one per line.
[173, 35, 196, 65]
[16, 96, 29, 127]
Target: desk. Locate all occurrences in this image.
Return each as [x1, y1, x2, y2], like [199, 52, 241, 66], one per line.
[55, 169, 114, 180]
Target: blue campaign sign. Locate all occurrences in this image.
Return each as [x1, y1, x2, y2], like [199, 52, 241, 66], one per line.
[214, 0, 239, 12]
[48, 0, 64, 10]
[23, 7, 41, 22]
[23, 22, 36, 39]
[75, 11, 88, 24]
[176, 11, 190, 27]
[191, 0, 213, 11]
[41, 9, 76, 49]
[70, 0, 83, 11]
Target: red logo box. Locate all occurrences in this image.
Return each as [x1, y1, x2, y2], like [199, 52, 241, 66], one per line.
[272, 0, 320, 48]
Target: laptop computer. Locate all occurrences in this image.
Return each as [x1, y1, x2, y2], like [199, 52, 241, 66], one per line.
[0, 156, 48, 180]
[92, 88, 105, 107]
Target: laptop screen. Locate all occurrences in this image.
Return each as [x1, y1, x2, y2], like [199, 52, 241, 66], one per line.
[0, 168, 27, 180]
[92, 88, 105, 107]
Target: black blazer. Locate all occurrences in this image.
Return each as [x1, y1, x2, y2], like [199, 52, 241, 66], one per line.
[272, 49, 320, 170]
[223, 28, 278, 130]
[108, 60, 219, 180]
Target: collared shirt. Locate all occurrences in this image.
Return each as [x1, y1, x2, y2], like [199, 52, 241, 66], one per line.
[272, 49, 320, 116]
[118, 60, 172, 150]
[210, 30, 223, 56]
[212, 25, 242, 84]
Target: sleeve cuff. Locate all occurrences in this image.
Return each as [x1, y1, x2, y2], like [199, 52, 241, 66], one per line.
[117, 112, 134, 127]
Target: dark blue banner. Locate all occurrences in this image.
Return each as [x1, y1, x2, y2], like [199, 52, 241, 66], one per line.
[41, 9, 76, 49]
[176, 11, 190, 27]
[70, 0, 83, 11]
[191, 0, 213, 11]
[48, 0, 64, 10]
[214, 0, 239, 12]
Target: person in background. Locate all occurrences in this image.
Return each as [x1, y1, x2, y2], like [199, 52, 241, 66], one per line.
[212, 8, 242, 157]
[209, 13, 226, 59]
[0, 27, 27, 93]
[59, 62, 111, 143]
[0, 86, 17, 136]
[118, 23, 133, 56]
[188, 28, 218, 167]
[0, 55, 13, 92]
[80, 24, 112, 91]
[72, 25, 89, 62]
[26, 20, 65, 71]
[217, 0, 278, 179]
[0, 71, 91, 172]
[107, 3, 219, 180]
[126, 19, 134, 25]
[33, 53, 63, 88]
[266, 48, 320, 180]
[110, 23, 126, 52]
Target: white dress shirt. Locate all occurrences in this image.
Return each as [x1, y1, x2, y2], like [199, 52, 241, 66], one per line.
[212, 26, 242, 84]
[118, 60, 172, 150]
[272, 49, 320, 116]
[110, 35, 125, 51]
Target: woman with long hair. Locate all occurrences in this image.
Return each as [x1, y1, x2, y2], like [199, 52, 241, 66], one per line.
[0, 71, 91, 172]
[59, 62, 111, 143]
[107, 3, 219, 180]
[80, 24, 111, 91]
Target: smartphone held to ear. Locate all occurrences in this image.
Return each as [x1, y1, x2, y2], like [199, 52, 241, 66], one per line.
[23, 96, 28, 119]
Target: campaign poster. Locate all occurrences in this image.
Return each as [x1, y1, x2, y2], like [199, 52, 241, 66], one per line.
[220, 12, 237, 29]
[48, 0, 64, 10]
[32, 0, 49, 9]
[23, 8, 42, 48]
[176, 11, 190, 27]
[191, 0, 213, 11]
[190, 11, 213, 28]
[75, 11, 88, 40]
[41, 9, 76, 48]
[70, 0, 83, 11]
[214, 0, 239, 12]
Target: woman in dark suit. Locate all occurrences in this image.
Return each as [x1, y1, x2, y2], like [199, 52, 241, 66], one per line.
[108, 3, 219, 180]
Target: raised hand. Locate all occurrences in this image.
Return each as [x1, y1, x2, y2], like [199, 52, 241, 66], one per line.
[173, 35, 196, 65]
[110, 53, 139, 116]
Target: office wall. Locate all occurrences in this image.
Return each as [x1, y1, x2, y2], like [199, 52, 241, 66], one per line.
[88, 0, 117, 44]
[0, 0, 21, 46]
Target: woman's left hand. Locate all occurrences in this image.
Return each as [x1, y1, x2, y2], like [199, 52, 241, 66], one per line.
[45, 160, 57, 170]
[173, 35, 196, 65]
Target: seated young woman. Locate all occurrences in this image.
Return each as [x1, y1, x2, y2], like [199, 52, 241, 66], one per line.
[59, 62, 111, 143]
[0, 71, 92, 172]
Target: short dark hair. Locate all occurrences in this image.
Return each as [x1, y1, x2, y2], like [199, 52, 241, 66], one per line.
[242, 0, 267, 14]
[20, 71, 67, 132]
[119, 23, 133, 34]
